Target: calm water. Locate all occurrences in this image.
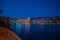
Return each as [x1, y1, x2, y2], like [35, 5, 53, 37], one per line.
[10, 23, 60, 40]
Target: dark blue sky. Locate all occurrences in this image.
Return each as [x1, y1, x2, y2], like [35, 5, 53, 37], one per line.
[1, 0, 60, 18]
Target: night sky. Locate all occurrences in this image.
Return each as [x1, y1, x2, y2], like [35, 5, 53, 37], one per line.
[0, 0, 60, 18]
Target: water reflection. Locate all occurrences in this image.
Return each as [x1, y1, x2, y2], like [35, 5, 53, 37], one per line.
[10, 23, 60, 40]
[15, 23, 21, 34]
[29, 24, 60, 40]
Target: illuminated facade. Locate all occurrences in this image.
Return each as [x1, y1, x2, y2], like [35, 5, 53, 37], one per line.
[0, 16, 60, 30]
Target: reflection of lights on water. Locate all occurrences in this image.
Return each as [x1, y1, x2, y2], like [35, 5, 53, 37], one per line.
[25, 23, 30, 33]
[40, 25, 44, 28]
[16, 23, 21, 32]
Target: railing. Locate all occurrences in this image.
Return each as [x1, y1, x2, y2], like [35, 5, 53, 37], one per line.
[0, 27, 22, 40]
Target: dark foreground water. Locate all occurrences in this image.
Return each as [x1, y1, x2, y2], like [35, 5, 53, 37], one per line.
[10, 24, 60, 40]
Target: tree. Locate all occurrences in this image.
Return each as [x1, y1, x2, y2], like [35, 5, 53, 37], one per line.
[0, 9, 3, 15]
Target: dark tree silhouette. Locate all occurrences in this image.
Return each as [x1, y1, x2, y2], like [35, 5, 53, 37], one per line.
[0, 9, 3, 15]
